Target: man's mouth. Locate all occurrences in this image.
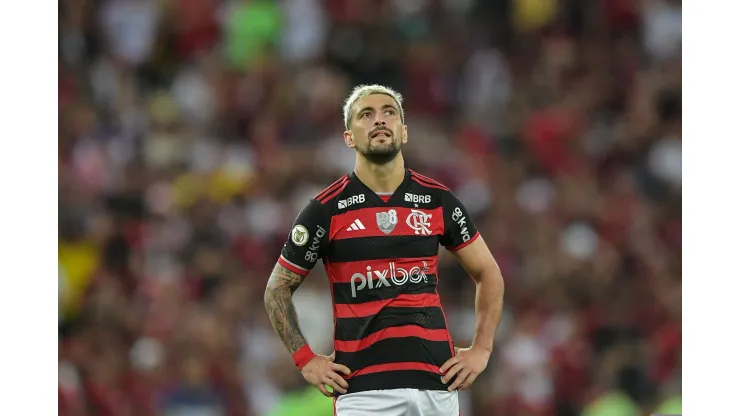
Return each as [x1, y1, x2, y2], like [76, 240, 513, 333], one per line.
[371, 130, 392, 138]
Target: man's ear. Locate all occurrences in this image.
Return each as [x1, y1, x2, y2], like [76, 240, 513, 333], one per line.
[402, 125, 408, 144]
[343, 131, 355, 148]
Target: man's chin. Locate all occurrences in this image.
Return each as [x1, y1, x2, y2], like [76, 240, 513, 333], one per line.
[361, 147, 401, 165]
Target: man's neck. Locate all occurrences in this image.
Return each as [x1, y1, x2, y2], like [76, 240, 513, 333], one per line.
[354, 154, 406, 194]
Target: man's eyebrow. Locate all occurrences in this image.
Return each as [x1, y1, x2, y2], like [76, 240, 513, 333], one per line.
[356, 104, 398, 115]
[356, 106, 374, 115]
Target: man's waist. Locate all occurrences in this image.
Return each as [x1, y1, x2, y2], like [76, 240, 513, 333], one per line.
[333, 335, 454, 392]
[336, 368, 452, 397]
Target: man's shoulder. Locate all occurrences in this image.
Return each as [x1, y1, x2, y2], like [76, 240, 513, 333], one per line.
[311, 174, 351, 205]
[407, 169, 451, 194]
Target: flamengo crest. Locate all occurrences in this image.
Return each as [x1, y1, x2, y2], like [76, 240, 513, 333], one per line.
[406, 209, 433, 235]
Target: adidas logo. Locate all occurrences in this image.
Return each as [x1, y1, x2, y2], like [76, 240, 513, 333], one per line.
[346, 219, 366, 231]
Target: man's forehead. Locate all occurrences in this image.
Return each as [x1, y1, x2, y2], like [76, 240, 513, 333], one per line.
[353, 93, 399, 112]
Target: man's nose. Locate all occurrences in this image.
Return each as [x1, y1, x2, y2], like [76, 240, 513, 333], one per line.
[373, 117, 386, 126]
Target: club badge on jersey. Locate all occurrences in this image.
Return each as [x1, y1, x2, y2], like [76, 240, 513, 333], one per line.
[376, 209, 398, 234]
[406, 210, 433, 235]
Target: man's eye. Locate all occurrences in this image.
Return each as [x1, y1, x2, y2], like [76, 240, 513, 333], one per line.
[361, 112, 372, 118]
[384, 109, 396, 116]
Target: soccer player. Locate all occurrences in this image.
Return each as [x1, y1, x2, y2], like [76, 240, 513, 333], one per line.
[264, 85, 505, 415]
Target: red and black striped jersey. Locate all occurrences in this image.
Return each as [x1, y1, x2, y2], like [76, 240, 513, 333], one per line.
[277, 168, 480, 395]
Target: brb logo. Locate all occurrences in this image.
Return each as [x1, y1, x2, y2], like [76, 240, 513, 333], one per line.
[338, 194, 365, 210]
[404, 193, 431, 204]
[304, 225, 326, 263]
[406, 209, 433, 235]
[451, 207, 471, 242]
[350, 262, 430, 297]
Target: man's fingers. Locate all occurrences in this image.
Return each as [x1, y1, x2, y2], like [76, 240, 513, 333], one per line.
[439, 356, 459, 374]
[448, 369, 471, 392]
[316, 383, 332, 397]
[333, 363, 352, 376]
[323, 377, 345, 395]
[328, 372, 349, 391]
[441, 363, 463, 384]
[459, 372, 479, 390]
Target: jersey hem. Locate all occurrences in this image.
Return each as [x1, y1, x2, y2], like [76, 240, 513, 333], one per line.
[336, 381, 450, 397]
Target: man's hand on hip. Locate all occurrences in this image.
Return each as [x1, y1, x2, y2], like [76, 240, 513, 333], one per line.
[301, 352, 351, 397]
[440, 346, 491, 391]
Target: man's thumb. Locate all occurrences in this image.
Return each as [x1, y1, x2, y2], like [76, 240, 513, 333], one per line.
[329, 351, 336, 361]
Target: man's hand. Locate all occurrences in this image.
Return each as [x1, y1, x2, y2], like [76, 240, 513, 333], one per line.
[301, 352, 351, 397]
[440, 346, 491, 391]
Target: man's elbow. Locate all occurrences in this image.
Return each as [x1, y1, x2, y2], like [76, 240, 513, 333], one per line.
[263, 282, 293, 305]
[263, 285, 279, 306]
[473, 263, 504, 289]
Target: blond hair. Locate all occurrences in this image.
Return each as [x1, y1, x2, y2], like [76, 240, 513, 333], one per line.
[342, 84, 405, 130]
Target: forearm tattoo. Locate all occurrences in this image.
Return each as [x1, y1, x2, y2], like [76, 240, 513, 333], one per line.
[264, 264, 308, 354]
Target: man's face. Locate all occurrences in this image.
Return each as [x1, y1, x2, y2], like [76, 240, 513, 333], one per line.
[344, 93, 407, 165]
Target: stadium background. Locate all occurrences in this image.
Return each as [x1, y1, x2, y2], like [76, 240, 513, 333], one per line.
[58, 0, 682, 415]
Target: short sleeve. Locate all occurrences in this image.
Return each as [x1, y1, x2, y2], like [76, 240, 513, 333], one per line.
[440, 191, 480, 251]
[278, 199, 330, 276]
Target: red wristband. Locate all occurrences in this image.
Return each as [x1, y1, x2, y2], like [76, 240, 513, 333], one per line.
[292, 345, 315, 370]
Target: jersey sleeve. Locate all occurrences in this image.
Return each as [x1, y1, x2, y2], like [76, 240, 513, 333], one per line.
[278, 199, 330, 276]
[440, 191, 480, 251]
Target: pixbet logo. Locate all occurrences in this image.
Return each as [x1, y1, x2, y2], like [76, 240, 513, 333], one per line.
[451, 207, 470, 242]
[304, 225, 326, 263]
[350, 262, 430, 298]
[406, 209, 433, 235]
[338, 194, 365, 209]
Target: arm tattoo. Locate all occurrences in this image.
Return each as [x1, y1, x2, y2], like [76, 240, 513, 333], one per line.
[264, 264, 308, 354]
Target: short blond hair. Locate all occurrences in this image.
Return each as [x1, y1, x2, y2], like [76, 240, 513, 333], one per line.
[342, 84, 405, 130]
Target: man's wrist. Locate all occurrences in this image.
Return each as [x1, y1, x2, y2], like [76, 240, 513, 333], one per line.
[471, 341, 493, 354]
[292, 344, 316, 370]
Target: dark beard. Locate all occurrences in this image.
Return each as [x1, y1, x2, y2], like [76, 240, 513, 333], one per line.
[359, 141, 402, 165]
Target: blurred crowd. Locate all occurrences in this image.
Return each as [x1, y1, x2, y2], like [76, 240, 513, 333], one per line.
[58, 0, 682, 415]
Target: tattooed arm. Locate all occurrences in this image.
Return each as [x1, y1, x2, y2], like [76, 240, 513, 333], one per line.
[270, 199, 330, 354]
[268, 200, 351, 396]
[268, 199, 350, 396]
[264, 261, 351, 397]
[263, 263, 308, 354]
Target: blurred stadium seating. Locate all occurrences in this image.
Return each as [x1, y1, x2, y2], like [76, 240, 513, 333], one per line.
[58, 0, 681, 415]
